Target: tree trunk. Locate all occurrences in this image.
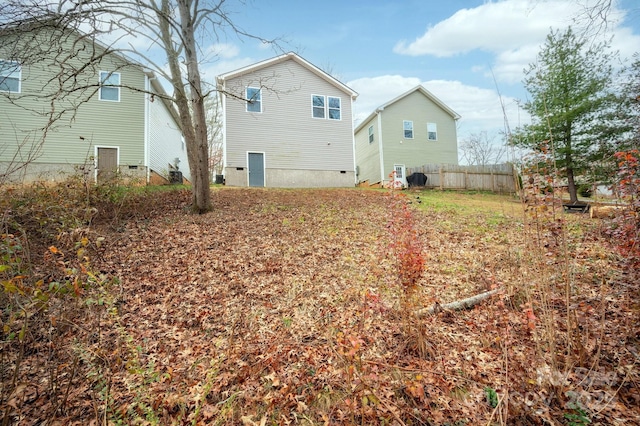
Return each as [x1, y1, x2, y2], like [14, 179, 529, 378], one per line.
[157, 0, 211, 214]
[567, 167, 578, 204]
[177, 0, 211, 213]
[417, 288, 502, 316]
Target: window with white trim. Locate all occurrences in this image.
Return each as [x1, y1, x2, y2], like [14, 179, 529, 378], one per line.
[0, 60, 21, 93]
[328, 96, 341, 120]
[403, 120, 413, 139]
[427, 122, 437, 141]
[368, 125, 374, 144]
[312, 95, 341, 120]
[99, 71, 120, 101]
[246, 87, 261, 112]
[312, 95, 325, 118]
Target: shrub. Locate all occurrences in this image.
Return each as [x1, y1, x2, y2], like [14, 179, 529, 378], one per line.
[578, 184, 592, 198]
[606, 150, 640, 267]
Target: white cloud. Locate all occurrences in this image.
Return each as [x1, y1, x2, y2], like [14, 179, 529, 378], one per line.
[206, 43, 241, 60]
[393, 0, 578, 57]
[393, 0, 637, 83]
[490, 44, 541, 83]
[201, 57, 257, 83]
[348, 75, 529, 143]
[609, 26, 640, 62]
[348, 75, 422, 123]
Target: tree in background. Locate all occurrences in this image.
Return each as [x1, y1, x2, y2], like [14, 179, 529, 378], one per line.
[516, 27, 621, 203]
[0, 0, 277, 213]
[206, 94, 224, 182]
[459, 131, 507, 166]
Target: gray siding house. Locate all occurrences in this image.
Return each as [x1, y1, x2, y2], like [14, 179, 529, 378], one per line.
[0, 25, 188, 184]
[216, 52, 358, 187]
[354, 86, 460, 187]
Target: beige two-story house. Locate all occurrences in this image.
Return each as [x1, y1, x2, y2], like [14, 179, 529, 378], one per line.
[354, 85, 460, 187]
[216, 52, 358, 187]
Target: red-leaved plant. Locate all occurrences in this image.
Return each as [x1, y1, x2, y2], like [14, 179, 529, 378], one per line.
[386, 183, 424, 295]
[385, 178, 431, 358]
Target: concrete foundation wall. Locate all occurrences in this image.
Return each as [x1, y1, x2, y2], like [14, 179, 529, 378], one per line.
[224, 167, 355, 188]
[0, 162, 148, 184]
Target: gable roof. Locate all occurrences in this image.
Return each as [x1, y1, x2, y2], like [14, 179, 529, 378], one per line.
[354, 85, 460, 133]
[216, 52, 358, 100]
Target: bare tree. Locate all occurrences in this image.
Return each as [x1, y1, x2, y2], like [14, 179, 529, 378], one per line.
[206, 93, 223, 181]
[0, 0, 279, 212]
[459, 131, 507, 166]
[544, 0, 640, 37]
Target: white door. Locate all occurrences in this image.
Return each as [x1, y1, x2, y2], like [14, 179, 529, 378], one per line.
[393, 164, 407, 188]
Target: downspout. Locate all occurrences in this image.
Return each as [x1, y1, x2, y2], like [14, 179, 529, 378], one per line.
[376, 108, 385, 184]
[144, 74, 152, 184]
[217, 79, 227, 176]
[351, 94, 357, 186]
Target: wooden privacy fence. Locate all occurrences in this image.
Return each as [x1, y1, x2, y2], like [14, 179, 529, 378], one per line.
[407, 163, 517, 194]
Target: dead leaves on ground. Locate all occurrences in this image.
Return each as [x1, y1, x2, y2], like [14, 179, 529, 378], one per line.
[4, 188, 639, 425]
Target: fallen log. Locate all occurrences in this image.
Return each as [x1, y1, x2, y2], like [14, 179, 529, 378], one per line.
[590, 205, 625, 219]
[418, 288, 503, 316]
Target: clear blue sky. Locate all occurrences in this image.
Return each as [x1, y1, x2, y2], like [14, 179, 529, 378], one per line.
[202, 0, 640, 150]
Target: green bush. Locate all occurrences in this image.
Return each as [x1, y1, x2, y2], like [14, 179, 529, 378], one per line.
[578, 184, 592, 198]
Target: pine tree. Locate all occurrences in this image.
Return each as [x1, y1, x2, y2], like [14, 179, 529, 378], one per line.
[518, 27, 619, 203]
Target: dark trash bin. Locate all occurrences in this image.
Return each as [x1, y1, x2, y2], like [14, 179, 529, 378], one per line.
[169, 170, 183, 184]
[407, 172, 427, 187]
[215, 174, 224, 184]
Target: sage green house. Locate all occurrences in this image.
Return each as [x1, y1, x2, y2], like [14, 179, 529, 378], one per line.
[217, 52, 358, 188]
[0, 24, 188, 184]
[354, 86, 460, 187]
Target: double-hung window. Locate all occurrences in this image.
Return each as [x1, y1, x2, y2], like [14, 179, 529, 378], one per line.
[0, 60, 21, 93]
[403, 120, 414, 139]
[312, 95, 341, 120]
[312, 95, 325, 118]
[427, 122, 437, 141]
[328, 96, 341, 120]
[246, 87, 261, 112]
[99, 71, 120, 101]
[368, 125, 374, 144]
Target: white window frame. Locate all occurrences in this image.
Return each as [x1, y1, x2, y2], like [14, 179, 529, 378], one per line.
[0, 60, 21, 93]
[368, 125, 374, 144]
[427, 122, 437, 141]
[99, 71, 121, 102]
[328, 96, 341, 120]
[403, 120, 414, 139]
[312, 94, 325, 119]
[246, 86, 262, 113]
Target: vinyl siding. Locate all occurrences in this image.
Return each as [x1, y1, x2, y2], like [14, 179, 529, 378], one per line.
[148, 87, 189, 182]
[223, 58, 354, 172]
[0, 28, 148, 180]
[380, 91, 458, 178]
[353, 114, 382, 184]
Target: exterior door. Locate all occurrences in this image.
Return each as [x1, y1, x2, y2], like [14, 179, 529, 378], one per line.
[393, 164, 407, 188]
[96, 147, 118, 183]
[248, 152, 265, 187]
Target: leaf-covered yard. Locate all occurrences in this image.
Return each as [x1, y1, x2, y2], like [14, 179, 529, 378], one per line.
[2, 187, 639, 425]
